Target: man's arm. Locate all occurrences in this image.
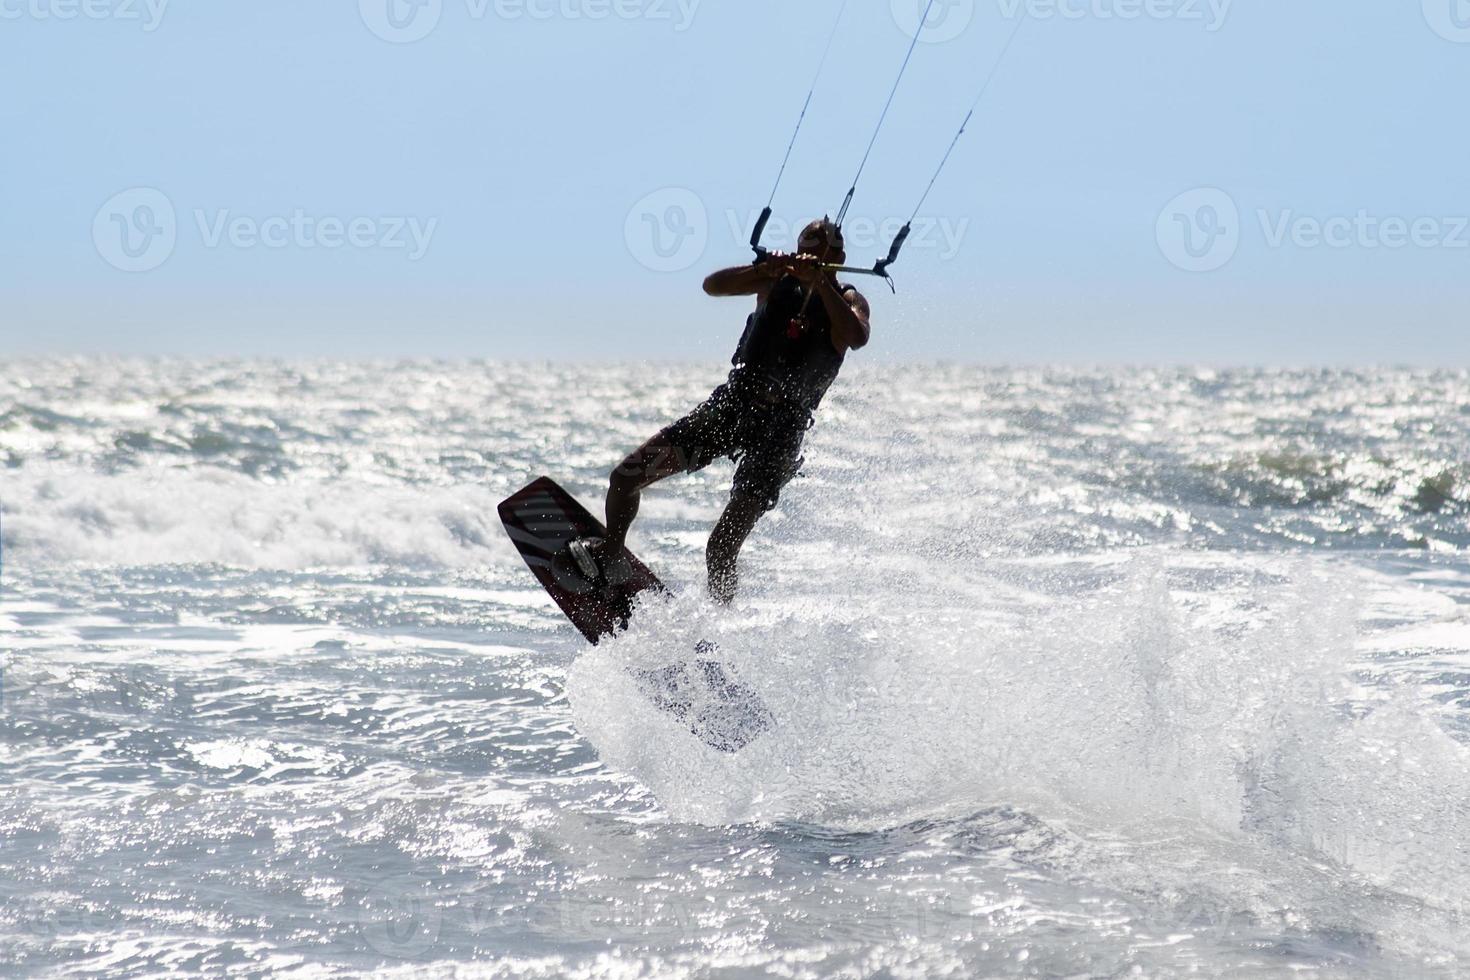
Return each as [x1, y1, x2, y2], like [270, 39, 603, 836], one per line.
[703, 263, 779, 298]
[814, 279, 871, 354]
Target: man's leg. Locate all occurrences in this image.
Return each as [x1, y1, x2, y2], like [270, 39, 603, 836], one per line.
[710, 410, 806, 604]
[605, 432, 694, 552]
[706, 493, 766, 605]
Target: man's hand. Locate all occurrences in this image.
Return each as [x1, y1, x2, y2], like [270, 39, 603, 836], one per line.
[703, 251, 818, 296]
[766, 252, 824, 284]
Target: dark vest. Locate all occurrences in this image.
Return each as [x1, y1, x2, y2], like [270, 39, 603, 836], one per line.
[730, 275, 849, 412]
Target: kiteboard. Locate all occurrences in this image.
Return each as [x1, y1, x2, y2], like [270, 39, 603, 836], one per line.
[498, 477, 773, 752]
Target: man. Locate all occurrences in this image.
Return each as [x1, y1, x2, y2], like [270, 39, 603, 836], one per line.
[571, 217, 871, 603]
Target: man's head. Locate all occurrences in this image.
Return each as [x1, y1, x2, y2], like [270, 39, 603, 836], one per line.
[798, 217, 846, 264]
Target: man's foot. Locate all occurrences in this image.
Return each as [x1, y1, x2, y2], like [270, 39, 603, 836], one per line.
[568, 537, 601, 579]
[707, 566, 737, 606]
[567, 537, 633, 586]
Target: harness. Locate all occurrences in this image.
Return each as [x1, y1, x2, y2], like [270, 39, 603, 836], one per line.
[729, 275, 848, 417]
[725, 369, 817, 430]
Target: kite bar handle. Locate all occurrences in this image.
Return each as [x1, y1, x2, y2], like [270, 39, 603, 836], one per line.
[873, 222, 910, 279]
[750, 207, 773, 262]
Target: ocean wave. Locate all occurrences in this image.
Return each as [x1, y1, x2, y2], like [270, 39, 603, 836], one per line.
[1, 463, 514, 569]
[3, 361, 1467, 566]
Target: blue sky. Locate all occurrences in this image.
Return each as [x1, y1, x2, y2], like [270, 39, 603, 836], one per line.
[2, 0, 1467, 363]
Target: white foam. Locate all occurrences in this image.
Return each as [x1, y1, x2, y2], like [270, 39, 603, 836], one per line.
[568, 554, 1470, 920]
[2, 462, 516, 570]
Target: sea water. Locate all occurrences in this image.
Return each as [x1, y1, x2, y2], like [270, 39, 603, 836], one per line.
[1, 360, 1467, 977]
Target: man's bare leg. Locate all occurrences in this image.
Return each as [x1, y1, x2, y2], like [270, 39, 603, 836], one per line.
[605, 432, 690, 552]
[706, 493, 766, 605]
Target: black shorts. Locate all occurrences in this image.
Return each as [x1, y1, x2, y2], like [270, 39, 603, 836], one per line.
[660, 379, 810, 511]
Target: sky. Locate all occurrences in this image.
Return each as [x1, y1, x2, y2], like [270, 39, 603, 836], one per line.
[1, 0, 1467, 364]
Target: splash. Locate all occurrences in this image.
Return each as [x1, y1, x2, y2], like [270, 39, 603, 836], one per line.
[567, 554, 1470, 920]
